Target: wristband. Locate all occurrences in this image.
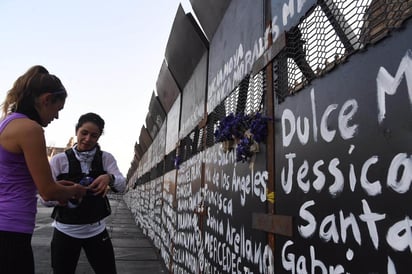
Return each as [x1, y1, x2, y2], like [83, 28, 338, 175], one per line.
[108, 174, 115, 188]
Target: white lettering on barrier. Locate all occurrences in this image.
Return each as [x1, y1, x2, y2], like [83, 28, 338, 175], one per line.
[386, 216, 412, 252]
[282, 240, 348, 274]
[377, 49, 412, 123]
[232, 168, 268, 206]
[208, 34, 267, 112]
[299, 199, 387, 249]
[282, 89, 358, 148]
[281, 0, 308, 26]
[281, 150, 412, 198]
[386, 153, 412, 194]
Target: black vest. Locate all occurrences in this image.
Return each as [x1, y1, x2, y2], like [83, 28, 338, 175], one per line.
[51, 147, 111, 224]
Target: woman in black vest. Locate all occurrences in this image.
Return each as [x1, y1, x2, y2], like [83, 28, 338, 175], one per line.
[49, 112, 126, 274]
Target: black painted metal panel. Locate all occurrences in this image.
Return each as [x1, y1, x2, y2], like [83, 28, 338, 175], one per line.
[189, 0, 232, 41]
[274, 22, 412, 273]
[207, 0, 265, 114]
[165, 5, 208, 91]
[159, 170, 176, 263]
[146, 92, 166, 139]
[179, 52, 207, 139]
[135, 143, 143, 160]
[270, 0, 316, 40]
[173, 154, 202, 273]
[156, 60, 180, 114]
[165, 94, 181, 155]
[151, 122, 166, 167]
[145, 113, 155, 139]
[138, 125, 152, 153]
[150, 96, 166, 123]
[203, 143, 269, 272]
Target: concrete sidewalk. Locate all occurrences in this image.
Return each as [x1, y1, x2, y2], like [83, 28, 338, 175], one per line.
[32, 195, 167, 274]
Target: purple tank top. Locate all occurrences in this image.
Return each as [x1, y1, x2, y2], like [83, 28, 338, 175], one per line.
[0, 113, 37, 234]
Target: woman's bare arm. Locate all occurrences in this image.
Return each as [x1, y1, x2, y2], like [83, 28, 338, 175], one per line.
[16, 119, 86, 201]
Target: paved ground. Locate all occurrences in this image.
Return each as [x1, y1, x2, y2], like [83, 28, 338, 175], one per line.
[32, 195, 167, 274]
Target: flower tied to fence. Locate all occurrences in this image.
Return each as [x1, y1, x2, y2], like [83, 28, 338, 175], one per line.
[214, 112, 271, 163]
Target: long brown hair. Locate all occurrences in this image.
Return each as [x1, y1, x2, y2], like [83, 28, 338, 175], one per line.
[1, 65, 67, 124]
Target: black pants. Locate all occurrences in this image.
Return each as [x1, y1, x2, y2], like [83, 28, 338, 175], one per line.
[51, 228, 116, 274]
[0, 230, 34, 274]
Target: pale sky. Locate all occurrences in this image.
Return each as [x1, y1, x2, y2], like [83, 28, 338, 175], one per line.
[0, 0, 192, 174]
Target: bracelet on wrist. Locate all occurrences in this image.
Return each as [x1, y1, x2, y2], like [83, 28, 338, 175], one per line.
[108, 174, 115, 188]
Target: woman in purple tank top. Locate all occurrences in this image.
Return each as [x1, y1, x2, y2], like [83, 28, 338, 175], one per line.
[0, 65, 87, 274]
